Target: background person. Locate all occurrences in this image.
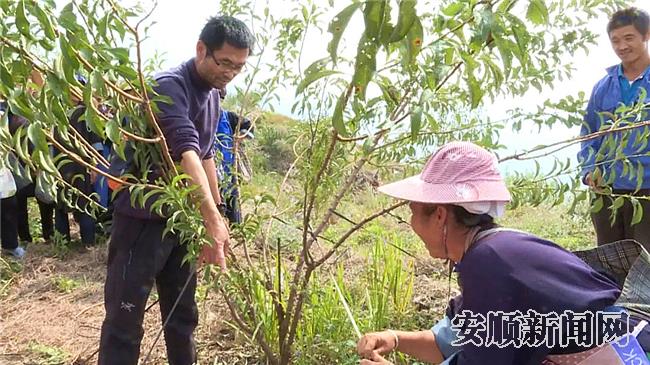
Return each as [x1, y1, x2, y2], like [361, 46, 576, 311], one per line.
[578, 7, 650, 251]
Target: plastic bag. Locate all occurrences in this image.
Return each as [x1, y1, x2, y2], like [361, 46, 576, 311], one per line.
[0, 167, 17, 198]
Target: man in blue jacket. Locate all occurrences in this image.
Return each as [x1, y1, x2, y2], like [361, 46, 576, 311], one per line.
[578, 7, 650, 251]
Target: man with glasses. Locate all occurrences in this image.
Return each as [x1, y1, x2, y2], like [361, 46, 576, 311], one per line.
[98, 16, 254, 365]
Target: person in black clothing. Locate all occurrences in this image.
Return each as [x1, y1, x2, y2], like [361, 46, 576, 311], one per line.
[0, 102, 54, 258]
[53, 96, 105, 246]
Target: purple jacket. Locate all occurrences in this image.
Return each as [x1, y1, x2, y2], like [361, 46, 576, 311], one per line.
[449, 230, 620, 364]
[114, 58, 220, 219]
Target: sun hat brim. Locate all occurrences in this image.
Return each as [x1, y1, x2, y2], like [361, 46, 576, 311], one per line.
[378, 174, 511, 204]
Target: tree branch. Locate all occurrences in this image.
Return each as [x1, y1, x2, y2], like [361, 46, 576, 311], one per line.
[499, 118, 650, 163]
[312, 201, 407, 267]
[48, 133, 160, 190]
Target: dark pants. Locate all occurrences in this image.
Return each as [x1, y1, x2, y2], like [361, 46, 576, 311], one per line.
[591, 189, 650, 252]
[55, 208, 95, 245]
[98, 213, 198, 365]
[16, 183, 54, 242]
[1, 196, 19, 250]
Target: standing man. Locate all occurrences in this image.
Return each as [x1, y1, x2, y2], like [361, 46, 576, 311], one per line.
[578, 7, 650, 252]
[98, 16, 254, 365]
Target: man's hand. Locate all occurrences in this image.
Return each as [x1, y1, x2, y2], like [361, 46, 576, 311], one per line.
[181, 151, 231, 270]
[360, 351, 394, 365]
[357, 331, 397, 359]
[199, 211, 230, 270]
[585, 171, 604, 193]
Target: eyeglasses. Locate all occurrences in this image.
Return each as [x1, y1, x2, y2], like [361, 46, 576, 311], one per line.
[207, 50, 246, 73]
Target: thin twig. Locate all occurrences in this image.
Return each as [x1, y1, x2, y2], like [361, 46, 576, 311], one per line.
[142, 267, 195, 364]
[313, 201, 407, 267]
[499, 119, 650, 163]
[119, 127, 161, 143]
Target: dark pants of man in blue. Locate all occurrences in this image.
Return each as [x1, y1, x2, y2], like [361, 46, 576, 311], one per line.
[591, 189, 650, 253]
[98, 213, 198, 365]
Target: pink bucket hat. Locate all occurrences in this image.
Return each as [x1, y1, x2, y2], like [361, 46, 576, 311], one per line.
[378, 141, 511, 204]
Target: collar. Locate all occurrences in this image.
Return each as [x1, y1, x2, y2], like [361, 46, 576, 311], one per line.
[187, 58, 213, 94]
[615, 63, 650, 82]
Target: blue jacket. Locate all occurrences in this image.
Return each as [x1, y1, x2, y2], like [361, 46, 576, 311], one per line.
[578, 64, 650, 190]
[215, 111, 235, 181]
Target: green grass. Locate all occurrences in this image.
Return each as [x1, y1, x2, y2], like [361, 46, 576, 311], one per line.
[500, 202, 595, 252]
[51, 275, 82, 294]
[27, 342, 69, 365]
[0, 256, 22, 298]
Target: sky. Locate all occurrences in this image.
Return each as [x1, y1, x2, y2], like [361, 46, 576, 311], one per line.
[133, 0, 650, 175]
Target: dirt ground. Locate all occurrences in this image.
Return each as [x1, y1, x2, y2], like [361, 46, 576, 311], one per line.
[0, 242, 259, 365]
[0, 238, 447, 365]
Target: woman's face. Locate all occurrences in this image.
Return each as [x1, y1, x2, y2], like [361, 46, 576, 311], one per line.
[409, 202, 447, 259]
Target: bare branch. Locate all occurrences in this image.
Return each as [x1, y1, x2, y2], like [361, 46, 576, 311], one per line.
[119, 127, 161, 143]
[499, 118, 650, 163]
[312, 201, 407, 267]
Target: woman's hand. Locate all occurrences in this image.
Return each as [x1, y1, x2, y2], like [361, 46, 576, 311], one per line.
[360, 351, 394, 365]
[357, 331, 397, 359]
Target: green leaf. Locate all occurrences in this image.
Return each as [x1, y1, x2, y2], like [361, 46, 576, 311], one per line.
[405, 16, 423, 64]
[631, 198, 644, 226]
[7, 94, 34, 122]
[107, 47, 130, 63]
[27, 123, 48, 153]
[58, 3, 78, 32]
[611, 196, 625, 211]
[59, 36, 81, 72]
[45, 72, 67, 99]
[363, 1, 387, 39]
[466, 68, 483, 108]
[442, 3, 464, 17]
[497, 0, 518, 13]
[32, 1, 57, 40]
[495, 38, 514, 74]
[0, 64, 14, 94]
[635, 162, 645, 192]
[388, 0, 417, 43]
[327, 2, 362, 64]
[115, 64, 139, 80]
[82, 79, 106, 140]
[295, 70, 341, 96]
[15, 0, 33, 40]
[91, 70, 105, 92]
[105, 118, 121, 145]
[35, 150, 58, 176]
[410, 107, 422, 140]
[590, 196, 603, 213]
[368, 0, 392, 45]
[526, 0, 549, 26]
[332, 92, 348, 137]
[351, 33, 378, 100]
